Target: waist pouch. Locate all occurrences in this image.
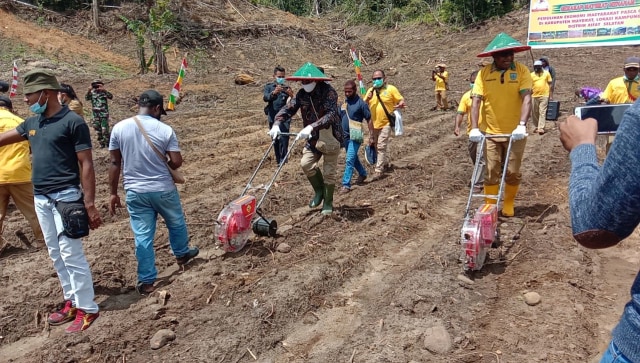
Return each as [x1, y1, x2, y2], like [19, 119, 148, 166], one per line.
[45, 194, 90, 239]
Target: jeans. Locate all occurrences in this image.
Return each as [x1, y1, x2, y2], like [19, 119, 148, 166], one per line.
[341, 139, 367, 188]
[125, 188, 189, 284]
[269, 118, 291, 165]
[34, 187, 98, 313]
[600, 341, 633, 363]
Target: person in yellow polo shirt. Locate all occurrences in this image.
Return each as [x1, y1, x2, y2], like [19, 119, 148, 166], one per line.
[454, 70, 485, 192]
[0, 96, 44, 244]
[431, 63, 449, 111]
[530, 60, 553, 135]
[364, 69, 406, 179]
[602, 56, 640, 154]
[469, 33, 533, 217]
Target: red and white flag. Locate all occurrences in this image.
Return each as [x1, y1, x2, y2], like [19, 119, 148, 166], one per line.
[9, 61, 18, 98]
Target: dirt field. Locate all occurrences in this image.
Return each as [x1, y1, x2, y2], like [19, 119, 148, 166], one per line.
[1, 2, 639, 362]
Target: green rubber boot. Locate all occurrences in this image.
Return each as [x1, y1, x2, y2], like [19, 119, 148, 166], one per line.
[307, 170, 325, 208]
[321, 184, 335, 215]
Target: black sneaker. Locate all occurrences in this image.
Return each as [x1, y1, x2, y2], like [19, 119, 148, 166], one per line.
[176, 247, 199, 265]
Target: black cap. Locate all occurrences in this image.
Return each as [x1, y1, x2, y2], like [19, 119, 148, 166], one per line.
[0, 95, 13, 110]
[138, 90, 167, 115]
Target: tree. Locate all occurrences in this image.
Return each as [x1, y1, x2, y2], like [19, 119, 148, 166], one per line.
[92, 0, 100, 30]
[119, 15, 148, 74]
[148, 0, 178, 74]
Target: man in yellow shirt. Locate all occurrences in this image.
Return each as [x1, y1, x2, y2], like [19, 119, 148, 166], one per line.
[530, 60, 553, 135]
[455, 70, 485, 192]
[364, 69, 406, 179]
[0, 96, 44, 244]
[602, 56, 640, 153]
[431, 63, 449, 111]
[469, 33, 533, 217]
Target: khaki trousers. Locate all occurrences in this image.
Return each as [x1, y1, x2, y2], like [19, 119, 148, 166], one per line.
[0, 182, 44, 241]
[301, 128, 340, 185]
[372, 126, 392, 173]
[485, 137, 526, 185]
[532, 96, 548, 131]
[436, 90, 449, 110]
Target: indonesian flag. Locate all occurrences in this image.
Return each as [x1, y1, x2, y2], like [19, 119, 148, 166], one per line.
[9, 61, 18, 98]
[167, 58, 187, 111]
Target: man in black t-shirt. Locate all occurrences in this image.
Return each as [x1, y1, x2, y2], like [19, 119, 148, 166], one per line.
[0, 69, 102, 333]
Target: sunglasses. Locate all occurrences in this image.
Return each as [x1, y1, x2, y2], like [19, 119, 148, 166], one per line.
[372, 77, 383, 80]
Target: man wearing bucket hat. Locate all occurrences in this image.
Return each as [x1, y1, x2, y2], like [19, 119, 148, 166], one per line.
[431, 63, 449, 111]
[85, 79, 113, 148]
[601, 56, 640, 154]
[469, 33, 533, 217]
[270, 62, 343, 215]
[530, 60, 553, 135]
[0, 96, 44, 244]
[0, 69, 102, 333]
[364, 69, 406, 180]
[108, 90, 199, 295]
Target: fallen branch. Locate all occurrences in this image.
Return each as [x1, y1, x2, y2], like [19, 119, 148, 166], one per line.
[206, 284, 219, 304]
[247, 347, 257, 360]
[349, 348, 356, 363]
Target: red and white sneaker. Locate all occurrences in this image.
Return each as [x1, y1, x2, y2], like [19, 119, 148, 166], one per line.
[65, 310, 99, 333]
[47, 300, 77, 326]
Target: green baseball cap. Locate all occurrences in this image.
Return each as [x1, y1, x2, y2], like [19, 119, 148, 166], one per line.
[285, 62, 331, 81]
[23, 69, 61, 94]
[477, 33, 531, 58]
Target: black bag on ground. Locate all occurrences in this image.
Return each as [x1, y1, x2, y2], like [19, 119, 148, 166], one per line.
[45, 195, 90, 239]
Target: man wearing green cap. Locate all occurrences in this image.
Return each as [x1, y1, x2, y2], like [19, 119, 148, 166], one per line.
[270, 62, 343, 215]
[0, 69, 102, 333]
[469, 33, 533, 217]
[85, 79, 113, 148]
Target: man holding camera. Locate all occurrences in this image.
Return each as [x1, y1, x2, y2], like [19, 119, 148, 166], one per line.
[0, 69, 102, 333]
[263, 66, 294, 166]
[431, 63, 449, 111]
[85, 79, 113, 148]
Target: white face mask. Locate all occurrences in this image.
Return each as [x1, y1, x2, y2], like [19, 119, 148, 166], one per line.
[302, 82, 317, 93]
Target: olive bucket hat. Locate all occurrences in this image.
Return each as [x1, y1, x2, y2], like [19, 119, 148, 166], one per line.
[285, 62, 331, 82]
[23, 69, 61, 94]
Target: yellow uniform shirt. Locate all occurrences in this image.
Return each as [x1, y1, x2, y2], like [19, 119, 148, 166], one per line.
[457, 90, 485, 134]
[435, 71, 448, 91]
[472, 62, 533, 135]
[366, 84, 404, 129]
[0, 109, 32, 184]
[602, 76, 640, 104]
[531, 70, 552, 98]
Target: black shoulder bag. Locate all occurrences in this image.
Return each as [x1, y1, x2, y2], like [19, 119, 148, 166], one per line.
[374, 89, 396, 128]
[44, 194, 90, 239]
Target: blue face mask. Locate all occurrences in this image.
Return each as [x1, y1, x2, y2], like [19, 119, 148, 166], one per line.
[276, 77, 285, 85]
[623, 74, 639, 82]
[470, 83, 474, 89]
[372, 79, 384, 88]
[29, 91, 48, 114]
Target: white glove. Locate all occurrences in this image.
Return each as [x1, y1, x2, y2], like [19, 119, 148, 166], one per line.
[469, 128, 483, 142]
[297, 125, 314, 140]
[511, 125, 528, 140]
[268, 125, 281, 140]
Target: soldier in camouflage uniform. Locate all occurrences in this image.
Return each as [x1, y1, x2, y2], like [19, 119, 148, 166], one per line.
[85, 79, 113, 148]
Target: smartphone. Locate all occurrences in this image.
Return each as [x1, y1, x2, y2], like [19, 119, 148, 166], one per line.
[574, 104, 632, 134]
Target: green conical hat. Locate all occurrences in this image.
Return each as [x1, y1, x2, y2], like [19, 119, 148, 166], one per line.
[286, 62, 331, 81]
[477, 32, 531, 58]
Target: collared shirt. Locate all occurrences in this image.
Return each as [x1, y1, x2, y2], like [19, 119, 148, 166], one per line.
[602, 76, 640, 104]
[16, 106, 91, 194]
[263, 82, 290, 122]
[531, 70, 553, 98]
[0, 109, 31, 184]
[457, 90, 485, 135]
[365, 84, 404, 129]
[472, 61, 533, 134]
[435, 71, 449, 91]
